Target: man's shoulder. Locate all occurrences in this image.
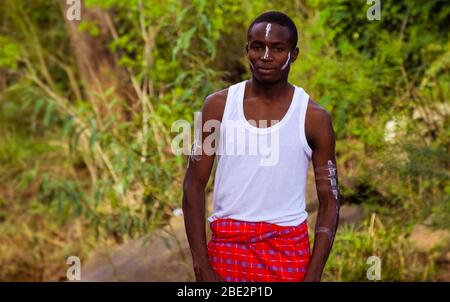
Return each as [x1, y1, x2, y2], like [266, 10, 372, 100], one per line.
[305, 98, 334, 149]
[205, 87, 228, 105]
[306, 98, 332, 124]
[202, 87, 229, 122]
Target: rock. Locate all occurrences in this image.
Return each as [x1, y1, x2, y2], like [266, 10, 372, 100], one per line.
[409, 224, 450, 253]
[80, 214, 194, 282]
[305, 168, 318, 212]
[80, 191, 218, 282]
[307, 204, 365, 230]
[307, 211, 317, 231]
[339, 204, 365, 225]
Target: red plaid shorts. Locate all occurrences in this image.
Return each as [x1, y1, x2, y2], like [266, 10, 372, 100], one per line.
[207, 218, 311, 282]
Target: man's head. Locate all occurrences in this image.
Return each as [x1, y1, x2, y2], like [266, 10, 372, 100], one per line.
[246, 11, 299, 83]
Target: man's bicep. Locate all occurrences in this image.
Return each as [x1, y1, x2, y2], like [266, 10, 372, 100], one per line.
[186, 128, 216, 187]
[185, 98, 220, 187]
[311, 112, 336, 166]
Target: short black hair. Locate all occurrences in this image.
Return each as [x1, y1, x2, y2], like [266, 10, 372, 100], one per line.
[247, 11, 298, 50]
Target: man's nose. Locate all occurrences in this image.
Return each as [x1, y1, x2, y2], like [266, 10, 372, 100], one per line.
[261, 46, 273, 61]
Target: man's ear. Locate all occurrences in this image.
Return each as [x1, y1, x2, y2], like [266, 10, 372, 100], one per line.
[291, 46, 300, 63]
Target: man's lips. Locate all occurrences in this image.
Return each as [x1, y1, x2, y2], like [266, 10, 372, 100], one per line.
[256, 66, 276, 73]
[257, 65, 275, 70]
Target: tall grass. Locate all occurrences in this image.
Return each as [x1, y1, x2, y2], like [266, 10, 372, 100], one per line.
[322, 214, 438, 281]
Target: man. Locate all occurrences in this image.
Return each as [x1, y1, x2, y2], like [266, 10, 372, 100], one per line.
[182, 11, 341, 282]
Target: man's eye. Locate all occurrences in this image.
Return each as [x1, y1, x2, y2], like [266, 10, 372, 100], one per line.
[274, 48, 283, 52]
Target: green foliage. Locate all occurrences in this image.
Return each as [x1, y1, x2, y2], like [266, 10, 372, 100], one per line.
[0, 0, 448, 280]
[323, 215, 437, 281]
[0, 36, 20, 69]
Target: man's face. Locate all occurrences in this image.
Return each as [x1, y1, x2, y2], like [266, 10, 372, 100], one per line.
[246, 22, 299, 83]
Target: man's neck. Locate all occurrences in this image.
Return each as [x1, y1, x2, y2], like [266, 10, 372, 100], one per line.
[248, 76, 292, 102]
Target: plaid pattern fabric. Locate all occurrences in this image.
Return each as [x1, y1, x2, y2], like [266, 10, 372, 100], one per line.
[207, 218, 310, 282]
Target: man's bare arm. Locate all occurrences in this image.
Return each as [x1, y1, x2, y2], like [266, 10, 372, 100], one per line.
[304, 100, 341, 282]
[182, 90, 227, 282]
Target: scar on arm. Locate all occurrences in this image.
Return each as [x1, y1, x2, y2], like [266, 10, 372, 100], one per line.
[314, 160, 340, 201]
[313, 160, 341, 247]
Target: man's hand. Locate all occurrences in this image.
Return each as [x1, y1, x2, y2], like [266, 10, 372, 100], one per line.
[303, 274, 321, 282]
[195, 266, 224, 282]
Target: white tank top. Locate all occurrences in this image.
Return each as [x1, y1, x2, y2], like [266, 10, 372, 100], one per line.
[208, 80, 313, 226]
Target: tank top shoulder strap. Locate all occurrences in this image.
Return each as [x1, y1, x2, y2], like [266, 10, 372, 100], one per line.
[296, 86, 313, 158]
[221, 80, 245, 123]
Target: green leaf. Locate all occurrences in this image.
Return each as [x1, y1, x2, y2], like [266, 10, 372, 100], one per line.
[62, 115, 74, 138]
[200, 36, 216, 59]
[172, 27, 197, 60]
[43, 101, 55, 127]
[32, 98, 46, 130]
[88, 118, 97, 149]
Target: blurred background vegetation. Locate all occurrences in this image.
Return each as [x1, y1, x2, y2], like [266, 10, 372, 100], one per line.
[0, 0, 448, 281]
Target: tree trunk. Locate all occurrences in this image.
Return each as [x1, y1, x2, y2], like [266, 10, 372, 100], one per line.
[61, 0, 137, 123]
